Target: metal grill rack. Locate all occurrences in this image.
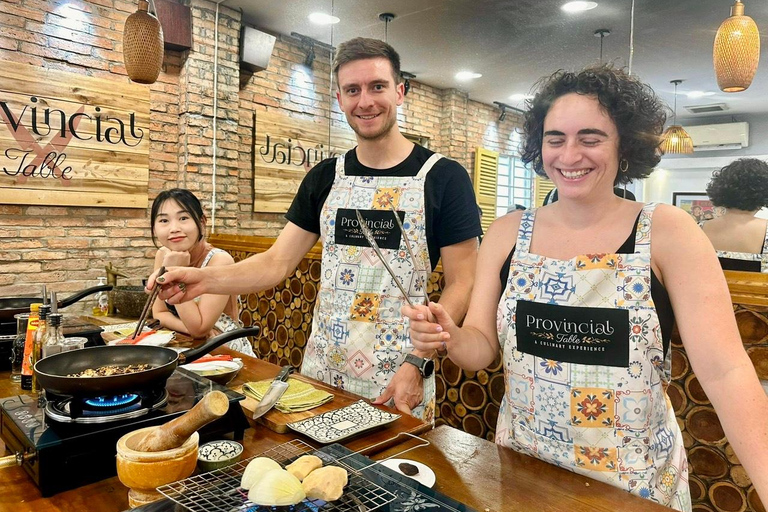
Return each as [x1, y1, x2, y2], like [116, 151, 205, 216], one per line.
[157, 439, 398, 512]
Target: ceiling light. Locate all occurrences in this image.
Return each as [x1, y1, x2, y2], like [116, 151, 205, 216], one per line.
[561, 1, 598, 13]
[508, 94, 533, 102]
[660, 80, 694, 154]
[686, 91, 716, 99]
[308, 12, 339, 25]
[455, 71, 482, 81]
[713, 0, 760, 92]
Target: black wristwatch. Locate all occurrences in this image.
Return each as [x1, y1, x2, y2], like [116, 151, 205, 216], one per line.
[404, 353, 434, 378]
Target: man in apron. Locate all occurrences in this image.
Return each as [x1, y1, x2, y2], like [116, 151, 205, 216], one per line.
[155, 37, 482, 420]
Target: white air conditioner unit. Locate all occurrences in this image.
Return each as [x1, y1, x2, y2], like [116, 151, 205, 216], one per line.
[681, 122, 749, 151]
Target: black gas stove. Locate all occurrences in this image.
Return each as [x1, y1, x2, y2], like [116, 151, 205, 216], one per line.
[0, 368, 249, 496]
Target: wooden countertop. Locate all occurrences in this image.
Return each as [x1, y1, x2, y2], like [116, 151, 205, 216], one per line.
[1, 321, 675, 512]
[372, 425, 674, 512]
[0, 339, 429, 512]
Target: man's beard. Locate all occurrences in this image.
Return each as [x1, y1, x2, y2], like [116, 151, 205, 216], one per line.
[349, 112, 397, 142]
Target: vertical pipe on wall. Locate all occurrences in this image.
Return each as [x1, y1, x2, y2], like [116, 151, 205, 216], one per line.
[211, 0, 229, 232]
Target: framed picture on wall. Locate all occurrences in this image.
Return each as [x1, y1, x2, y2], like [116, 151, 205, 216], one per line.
[672, 192, 725, 223]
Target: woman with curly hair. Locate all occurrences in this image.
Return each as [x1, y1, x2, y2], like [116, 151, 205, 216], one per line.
[702, 158, 768, 272]
[403, 65, 767, 511]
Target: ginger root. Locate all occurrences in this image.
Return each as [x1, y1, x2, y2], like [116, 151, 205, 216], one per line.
[286, 455, 323, 481]
[302, 465, 348, 502]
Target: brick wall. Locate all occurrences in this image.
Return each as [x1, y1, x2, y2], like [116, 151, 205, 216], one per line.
[0, 0, 522, 306]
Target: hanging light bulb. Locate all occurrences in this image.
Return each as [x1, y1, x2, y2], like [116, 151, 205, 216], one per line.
[713, 0, 760, 93]
[123, 0, 164, 84]
[660, 80, 694, 155]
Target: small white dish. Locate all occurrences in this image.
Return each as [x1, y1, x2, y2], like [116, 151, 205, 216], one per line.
[378, 458, 436, 488]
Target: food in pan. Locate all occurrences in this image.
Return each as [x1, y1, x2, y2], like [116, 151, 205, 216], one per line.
[248, 468, 305, 506]
[240, 457, 282, 490]
[67, 364, 152, 377]
[302, 465, 348, 502]
[399, 462, 420, 476]
[286, 455, 323, 481]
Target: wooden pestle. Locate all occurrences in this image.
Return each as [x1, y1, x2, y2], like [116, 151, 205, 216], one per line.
[135, 390, 230, 452]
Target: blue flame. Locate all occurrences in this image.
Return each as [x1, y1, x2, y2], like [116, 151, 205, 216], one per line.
[84, 394, 139, 408]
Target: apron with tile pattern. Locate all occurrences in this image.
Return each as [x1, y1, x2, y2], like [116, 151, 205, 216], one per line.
[715, 221, 768, 273]
[300, 152, 439, 421]
[495, 203, 691, 511]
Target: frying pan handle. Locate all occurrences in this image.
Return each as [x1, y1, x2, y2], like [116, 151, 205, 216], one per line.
[58, 285, 113, 309]
[179, 326, 261, 364]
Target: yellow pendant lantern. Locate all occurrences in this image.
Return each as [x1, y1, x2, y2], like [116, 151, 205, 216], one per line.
[713, 0, 760, 93]
[660, 80, 694, 155]
[123, 0, 164, 84]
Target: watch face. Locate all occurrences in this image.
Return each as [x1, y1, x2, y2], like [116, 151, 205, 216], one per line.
[423, 358, 435, 377]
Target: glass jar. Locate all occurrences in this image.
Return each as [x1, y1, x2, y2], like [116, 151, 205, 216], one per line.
[10, 313, 28, 382]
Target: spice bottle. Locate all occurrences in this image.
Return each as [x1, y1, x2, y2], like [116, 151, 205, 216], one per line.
[10, 313, 29, 382]
[93, 276, 109, 316]
[31, 304, 50, 393]
[20, 303, 41, 391]
[42, 313, 65, 358]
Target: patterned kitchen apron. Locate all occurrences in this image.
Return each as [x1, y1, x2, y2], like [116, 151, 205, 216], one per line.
[495, 203, 691, 511]
[301, 152, 439, 422]
[715, 221, 768, 273]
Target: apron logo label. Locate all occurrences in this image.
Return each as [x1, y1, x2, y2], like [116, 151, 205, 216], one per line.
[516, 300, 629, 367]
[335, 209, 404, 250]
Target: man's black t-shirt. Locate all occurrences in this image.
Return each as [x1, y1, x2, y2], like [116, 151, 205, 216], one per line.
[285, 144, 482, 270]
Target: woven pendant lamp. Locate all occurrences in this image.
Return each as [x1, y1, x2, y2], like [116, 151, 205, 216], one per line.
[660, 80, 694, 155]
[713, 0, 760, 93]
[123, 0, 164, 84]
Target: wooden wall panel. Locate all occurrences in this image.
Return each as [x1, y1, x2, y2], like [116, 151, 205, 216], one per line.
[252, 109, 356, 213]
[0, 61, 150, 208]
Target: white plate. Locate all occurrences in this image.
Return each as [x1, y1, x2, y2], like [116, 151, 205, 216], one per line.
[286, 400, 400, 444]
[378, 458, 436, 488]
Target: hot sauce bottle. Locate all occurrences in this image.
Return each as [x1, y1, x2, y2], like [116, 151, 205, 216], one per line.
[20, 303, 41, 391]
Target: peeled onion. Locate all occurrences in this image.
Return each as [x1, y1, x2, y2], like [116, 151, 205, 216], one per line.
[240, 457, 282, 490]
[248, 468, 306, 506]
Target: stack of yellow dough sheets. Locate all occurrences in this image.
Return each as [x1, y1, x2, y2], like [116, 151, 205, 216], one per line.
[242, 378, 333, 413]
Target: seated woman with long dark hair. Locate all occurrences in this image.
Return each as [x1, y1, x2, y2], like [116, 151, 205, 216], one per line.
[150, 188, 255, 355]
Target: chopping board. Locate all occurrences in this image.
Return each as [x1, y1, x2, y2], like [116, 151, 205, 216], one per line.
[232, 379, 360, 434]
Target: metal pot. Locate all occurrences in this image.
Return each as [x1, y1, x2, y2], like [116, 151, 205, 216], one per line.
[34, 326, 260, 398]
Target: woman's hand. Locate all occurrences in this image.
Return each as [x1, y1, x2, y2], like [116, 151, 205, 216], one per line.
[402, 302, 455, 354]
[161, 250, 190, 267]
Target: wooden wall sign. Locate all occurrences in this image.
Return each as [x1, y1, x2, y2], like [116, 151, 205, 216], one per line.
[253, 108, 357, 213]
[0, 61, 150, 208]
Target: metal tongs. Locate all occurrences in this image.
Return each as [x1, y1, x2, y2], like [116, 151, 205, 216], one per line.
[388, 202, 430, 305]
[355, 208, 429, 308]
[131, 266, 166, 340]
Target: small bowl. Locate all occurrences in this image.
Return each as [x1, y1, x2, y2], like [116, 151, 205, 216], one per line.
[187, 359, 244, 385]
[197, 440, 243, 472]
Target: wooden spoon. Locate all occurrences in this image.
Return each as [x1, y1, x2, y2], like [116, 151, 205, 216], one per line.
[135, 390, 229, 452]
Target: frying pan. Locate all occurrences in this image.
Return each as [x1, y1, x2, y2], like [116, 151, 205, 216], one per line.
[34, 326, 260, 397]
[0, 284, 113, 322]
